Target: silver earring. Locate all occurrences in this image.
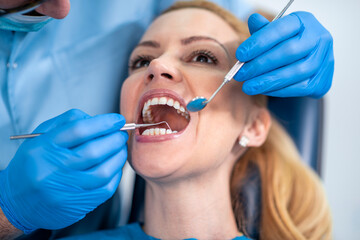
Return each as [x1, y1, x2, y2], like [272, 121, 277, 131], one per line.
[239, 136, 249, 147]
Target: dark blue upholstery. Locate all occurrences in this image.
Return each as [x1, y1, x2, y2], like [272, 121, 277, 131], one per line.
[268, 97, 324, 175]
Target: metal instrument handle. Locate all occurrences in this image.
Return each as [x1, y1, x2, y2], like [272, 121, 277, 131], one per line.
[9, 123, 137, 140]
[10, 122, 171, 140]
[120, 123, 137, 131]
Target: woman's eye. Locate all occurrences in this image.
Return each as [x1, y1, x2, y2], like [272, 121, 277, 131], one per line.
[129, 56, 153, 70]
[134, 59, 151, 68]
[189, 50, 218, 65]
[193, 55, 213, 63]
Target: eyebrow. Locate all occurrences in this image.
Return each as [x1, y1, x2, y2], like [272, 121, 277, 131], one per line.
[181, 36, 221, 47]
[182, 36, 231, 58]
[135, 40, 160, 48]
[135, 35, 231, 58]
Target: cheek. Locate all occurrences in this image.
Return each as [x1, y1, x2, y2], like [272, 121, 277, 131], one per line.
[195, 85, 249, 162]
[183, 67, 226, 97]
[198, 113, 242, 151]
[198, 80, 247, 123]
[120, 77, 141, 122]
[227, 81, 252, 121]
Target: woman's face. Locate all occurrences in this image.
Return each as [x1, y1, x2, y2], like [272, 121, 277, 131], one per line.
[121, 8, 256, 182]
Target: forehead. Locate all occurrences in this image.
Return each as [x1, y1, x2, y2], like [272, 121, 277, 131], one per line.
[142, 8, 239, 44]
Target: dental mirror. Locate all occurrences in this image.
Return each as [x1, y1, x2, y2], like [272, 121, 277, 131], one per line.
[186, 96, 208, 112]
[186, 0, 295, 112]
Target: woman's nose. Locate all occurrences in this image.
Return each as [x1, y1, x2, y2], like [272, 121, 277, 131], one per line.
[145, 58, 181, 84]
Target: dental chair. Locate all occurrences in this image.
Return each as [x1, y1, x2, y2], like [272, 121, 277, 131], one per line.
[128, 96, 324, 240]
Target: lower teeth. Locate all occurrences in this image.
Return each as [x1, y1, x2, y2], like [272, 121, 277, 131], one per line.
[142, 128, 178, 136]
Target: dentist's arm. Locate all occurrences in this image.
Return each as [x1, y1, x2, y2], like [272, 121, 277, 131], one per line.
[0, 207, 22, 240]
[234, 12, 334, 98]
[0, 109, 128, 236]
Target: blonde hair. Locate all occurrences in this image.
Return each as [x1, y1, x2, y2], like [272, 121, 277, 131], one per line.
[163, 1, 332, 239]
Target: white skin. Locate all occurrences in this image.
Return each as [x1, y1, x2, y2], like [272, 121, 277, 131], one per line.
[0, 0, 70, 19]
[121, 8, 271, 240]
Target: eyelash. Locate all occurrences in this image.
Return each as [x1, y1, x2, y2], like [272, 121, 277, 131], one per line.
[128, 49, 218, 71]
[128, 55, 154, 71]
[188, 49, 218, 65]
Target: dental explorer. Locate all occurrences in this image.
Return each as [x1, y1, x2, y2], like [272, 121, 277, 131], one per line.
[10, 121, 171, 140]
[186, 0, 295, 112]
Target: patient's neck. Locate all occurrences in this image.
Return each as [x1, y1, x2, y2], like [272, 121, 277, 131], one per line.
[143, 168, 241, 240]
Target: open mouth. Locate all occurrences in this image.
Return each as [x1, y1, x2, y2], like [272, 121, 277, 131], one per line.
[137, 91, 191, 137]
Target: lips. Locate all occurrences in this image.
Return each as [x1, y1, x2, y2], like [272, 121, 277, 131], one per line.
[135, 89, 191, 140]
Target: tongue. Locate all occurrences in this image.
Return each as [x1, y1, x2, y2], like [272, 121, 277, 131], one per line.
[150, 105, 189, 132]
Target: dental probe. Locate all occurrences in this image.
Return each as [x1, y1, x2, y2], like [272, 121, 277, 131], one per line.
[186, 0, 295, 112]
[9, 121, 171, 140]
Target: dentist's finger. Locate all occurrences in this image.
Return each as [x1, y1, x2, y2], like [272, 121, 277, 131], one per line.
[96, 172, 122, 201]
[79, 147, 127, 189]
[242, 48, 322, 95]
[263, 47, 333, 98]
[46, 113, 126, 148]
[248, 13, 269, 35]
[262, 80, 310, 97]
[34, 109, 90, 133]
[236, 14, 301, 62]
[72, 172, 123, 208]
[235, 32, 316, 82]
[67, 131, 128, 170]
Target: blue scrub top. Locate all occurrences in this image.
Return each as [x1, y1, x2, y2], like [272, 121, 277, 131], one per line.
[0, 0, 254, 170]
[60, 222, 252, 240]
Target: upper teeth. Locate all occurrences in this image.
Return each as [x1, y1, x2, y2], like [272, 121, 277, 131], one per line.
[142, 128, 178, 136]
[142, 96, 190, 123]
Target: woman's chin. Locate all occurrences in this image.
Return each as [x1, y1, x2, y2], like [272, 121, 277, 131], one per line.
[130, 140, 190, 180]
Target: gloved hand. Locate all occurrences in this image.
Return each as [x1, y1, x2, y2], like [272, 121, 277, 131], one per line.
[0, 109, 128, 234]
[235, 12, 334, 98]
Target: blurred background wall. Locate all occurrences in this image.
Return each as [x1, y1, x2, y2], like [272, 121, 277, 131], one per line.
[247, 0, 360, 238]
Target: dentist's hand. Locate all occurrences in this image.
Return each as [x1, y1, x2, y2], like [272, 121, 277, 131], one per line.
[235, 12, 334, 98]
[0, 109, 128, 234]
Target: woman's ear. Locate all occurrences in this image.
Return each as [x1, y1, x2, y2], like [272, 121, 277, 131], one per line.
[240, 107, 271, 147]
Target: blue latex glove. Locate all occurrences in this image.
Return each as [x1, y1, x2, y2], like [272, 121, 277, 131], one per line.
[235, 12, 334, 98]
[0, 109, 128, 234]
